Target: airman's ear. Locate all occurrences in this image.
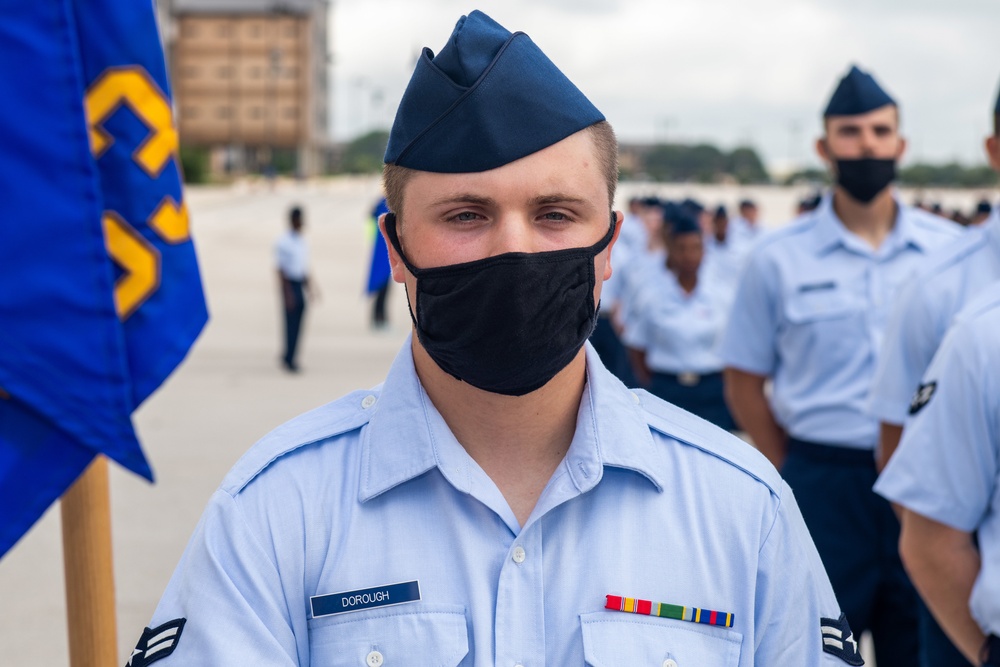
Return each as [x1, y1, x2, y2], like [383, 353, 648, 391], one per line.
[602, 211, 624, 281]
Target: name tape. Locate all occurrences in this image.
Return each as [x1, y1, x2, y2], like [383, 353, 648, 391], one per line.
[311, 581, 421, 618]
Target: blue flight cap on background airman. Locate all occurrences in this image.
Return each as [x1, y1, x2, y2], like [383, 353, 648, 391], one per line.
[994, 79, 1000, 114]
[824, 65, 896, 117]
[680, 198, 705, 216]
[668, 210, 702, 237]
[384, 10, 605, 173]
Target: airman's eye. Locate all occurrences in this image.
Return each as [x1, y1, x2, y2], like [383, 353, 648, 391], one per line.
[543, 212, 567, 221]
[455, 211, 480, 222]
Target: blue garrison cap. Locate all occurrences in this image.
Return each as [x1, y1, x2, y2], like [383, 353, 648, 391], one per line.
[669, 210, 702, 237]
[714, 205, 727, 218]
[824, 65, 896, 117]
[994, 79, 1000, 114]
[680, 198, 705, 216]
[384, 10, 605, 172]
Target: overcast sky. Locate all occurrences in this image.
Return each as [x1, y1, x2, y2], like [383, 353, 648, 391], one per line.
[330, 0, 999, 172]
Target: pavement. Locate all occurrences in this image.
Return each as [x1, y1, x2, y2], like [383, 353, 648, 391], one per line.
[1, 175, 979, 664]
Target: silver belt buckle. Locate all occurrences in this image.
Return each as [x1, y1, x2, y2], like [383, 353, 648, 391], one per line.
[677, 372, 701, 387]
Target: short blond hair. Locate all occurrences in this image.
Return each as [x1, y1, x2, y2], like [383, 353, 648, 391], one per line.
[383, 121, 618, 219]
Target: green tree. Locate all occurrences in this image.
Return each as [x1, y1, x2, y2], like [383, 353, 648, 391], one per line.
[340, 130, 390, 174]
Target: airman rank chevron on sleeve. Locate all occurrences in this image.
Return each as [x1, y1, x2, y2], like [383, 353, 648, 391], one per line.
[126, 618, 185, 666]
[821, 613, 864, 665]
[908, 381, 937, 415]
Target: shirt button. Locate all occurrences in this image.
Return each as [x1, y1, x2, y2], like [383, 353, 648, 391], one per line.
[361, 395, 377, 409]
[366, 650, 384, 667]
[514, 664, 525, 667]
[512, 546, 526, 563]
[631, 391, 641, 404]
[663, 660, 678, 667]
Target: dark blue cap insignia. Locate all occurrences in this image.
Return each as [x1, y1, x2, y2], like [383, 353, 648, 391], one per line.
[824, 65, 895, 117]
[384, 10, 605, 173]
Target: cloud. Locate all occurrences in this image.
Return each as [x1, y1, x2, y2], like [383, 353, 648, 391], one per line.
[330, 0, 1000, 167]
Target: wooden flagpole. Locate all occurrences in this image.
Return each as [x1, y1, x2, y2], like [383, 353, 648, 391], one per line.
[61, 455, 118, 667]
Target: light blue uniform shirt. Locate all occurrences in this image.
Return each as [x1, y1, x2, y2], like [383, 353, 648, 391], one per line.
[617, 248, 668, 335]
[719, 194, 959, 449]
[875, 290, 1000, 635]
[623, 267, 731, 374]
[145, 340, 850, 666]
[704, 233, 755, 295]
[868, 206, 1000, 425]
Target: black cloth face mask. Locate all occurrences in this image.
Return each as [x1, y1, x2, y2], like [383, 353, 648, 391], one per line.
[834, 157, 896, 204]
[384, 211, 616, 396]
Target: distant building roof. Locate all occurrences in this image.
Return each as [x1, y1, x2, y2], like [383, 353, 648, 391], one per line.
[172, 0, 323, 15]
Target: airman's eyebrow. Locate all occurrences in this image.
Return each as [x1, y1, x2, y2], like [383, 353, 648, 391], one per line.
[430, 194, 498, 208]
[529, 194, 589, 206]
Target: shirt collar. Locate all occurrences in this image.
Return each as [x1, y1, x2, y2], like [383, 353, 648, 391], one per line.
[359, 338, 662, 502]
[812, 191, 925, 256]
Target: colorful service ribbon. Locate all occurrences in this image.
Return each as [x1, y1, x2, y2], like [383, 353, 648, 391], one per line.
[605, 594, 734, 628]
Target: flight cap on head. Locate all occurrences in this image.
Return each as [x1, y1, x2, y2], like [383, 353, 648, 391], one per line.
[824, 65, 896, 117]
[384, 10, 605, 173]
[994, 78, 1000, 115]
[668, 210, 702, 237]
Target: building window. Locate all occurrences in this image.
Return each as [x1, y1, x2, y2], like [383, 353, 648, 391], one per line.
[181, 22, 198, 38]
[216, 107, 233, 119]
[250, 107, 263, 119]
[182, 65, 199, 78]
[285, 66, 299, 79]
[181, 107, 199, 119]
[251, 66, 262, 79]
[217, 66, 233, 79]
[285, 24, 298, 38]
[283, 107, 298, 119]
[251, 24, 262, 37]
[217, 23, 231, 37]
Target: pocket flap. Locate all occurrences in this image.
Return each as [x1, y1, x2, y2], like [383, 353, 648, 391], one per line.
[581, 612, 742, 667]
[785, 287, 857, 323]
[309, 604, 468, 667]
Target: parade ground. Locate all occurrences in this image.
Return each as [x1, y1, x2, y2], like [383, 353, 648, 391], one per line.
[0, 176, 985, 664]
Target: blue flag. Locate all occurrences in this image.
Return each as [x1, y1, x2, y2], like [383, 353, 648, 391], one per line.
[0, 0, 208, 557]
[366, 197, 392, 294]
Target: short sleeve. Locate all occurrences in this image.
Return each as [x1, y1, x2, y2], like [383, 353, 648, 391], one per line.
[719, 249, 780, 376]
[136, 490, 300, 666]
[875, 322, 999, 532]
[867, 280, 941, 425]
[754, 481, 860, 665]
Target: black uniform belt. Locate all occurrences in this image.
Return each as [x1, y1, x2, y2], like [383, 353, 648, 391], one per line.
[655, 371, 722, 387]
[787, 437, 875, 465]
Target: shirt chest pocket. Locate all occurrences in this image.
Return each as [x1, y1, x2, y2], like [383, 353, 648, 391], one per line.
[308, 604, 469, 667]
[781, 287, 864, 354]
[581, 613, 742, 667]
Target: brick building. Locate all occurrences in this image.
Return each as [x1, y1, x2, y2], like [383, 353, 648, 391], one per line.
[161, 0, 330, 176]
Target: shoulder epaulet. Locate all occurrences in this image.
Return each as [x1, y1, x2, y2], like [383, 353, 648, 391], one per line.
[954, 289, 1000, 326]
[914, 226, 989, 282]
[221, 388, 379, 496]
[750, 214, 818, 252]
[636, 389, 782, 496]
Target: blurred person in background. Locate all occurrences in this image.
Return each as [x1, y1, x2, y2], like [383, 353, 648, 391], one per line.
[275, 205, 316, 373]
[867, 78, 1000, 667]
[721, 64, 961, 667]
[366, 196, 393, 330]
[624, 209, 736, 429]
[875, 289, 1000, 667]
